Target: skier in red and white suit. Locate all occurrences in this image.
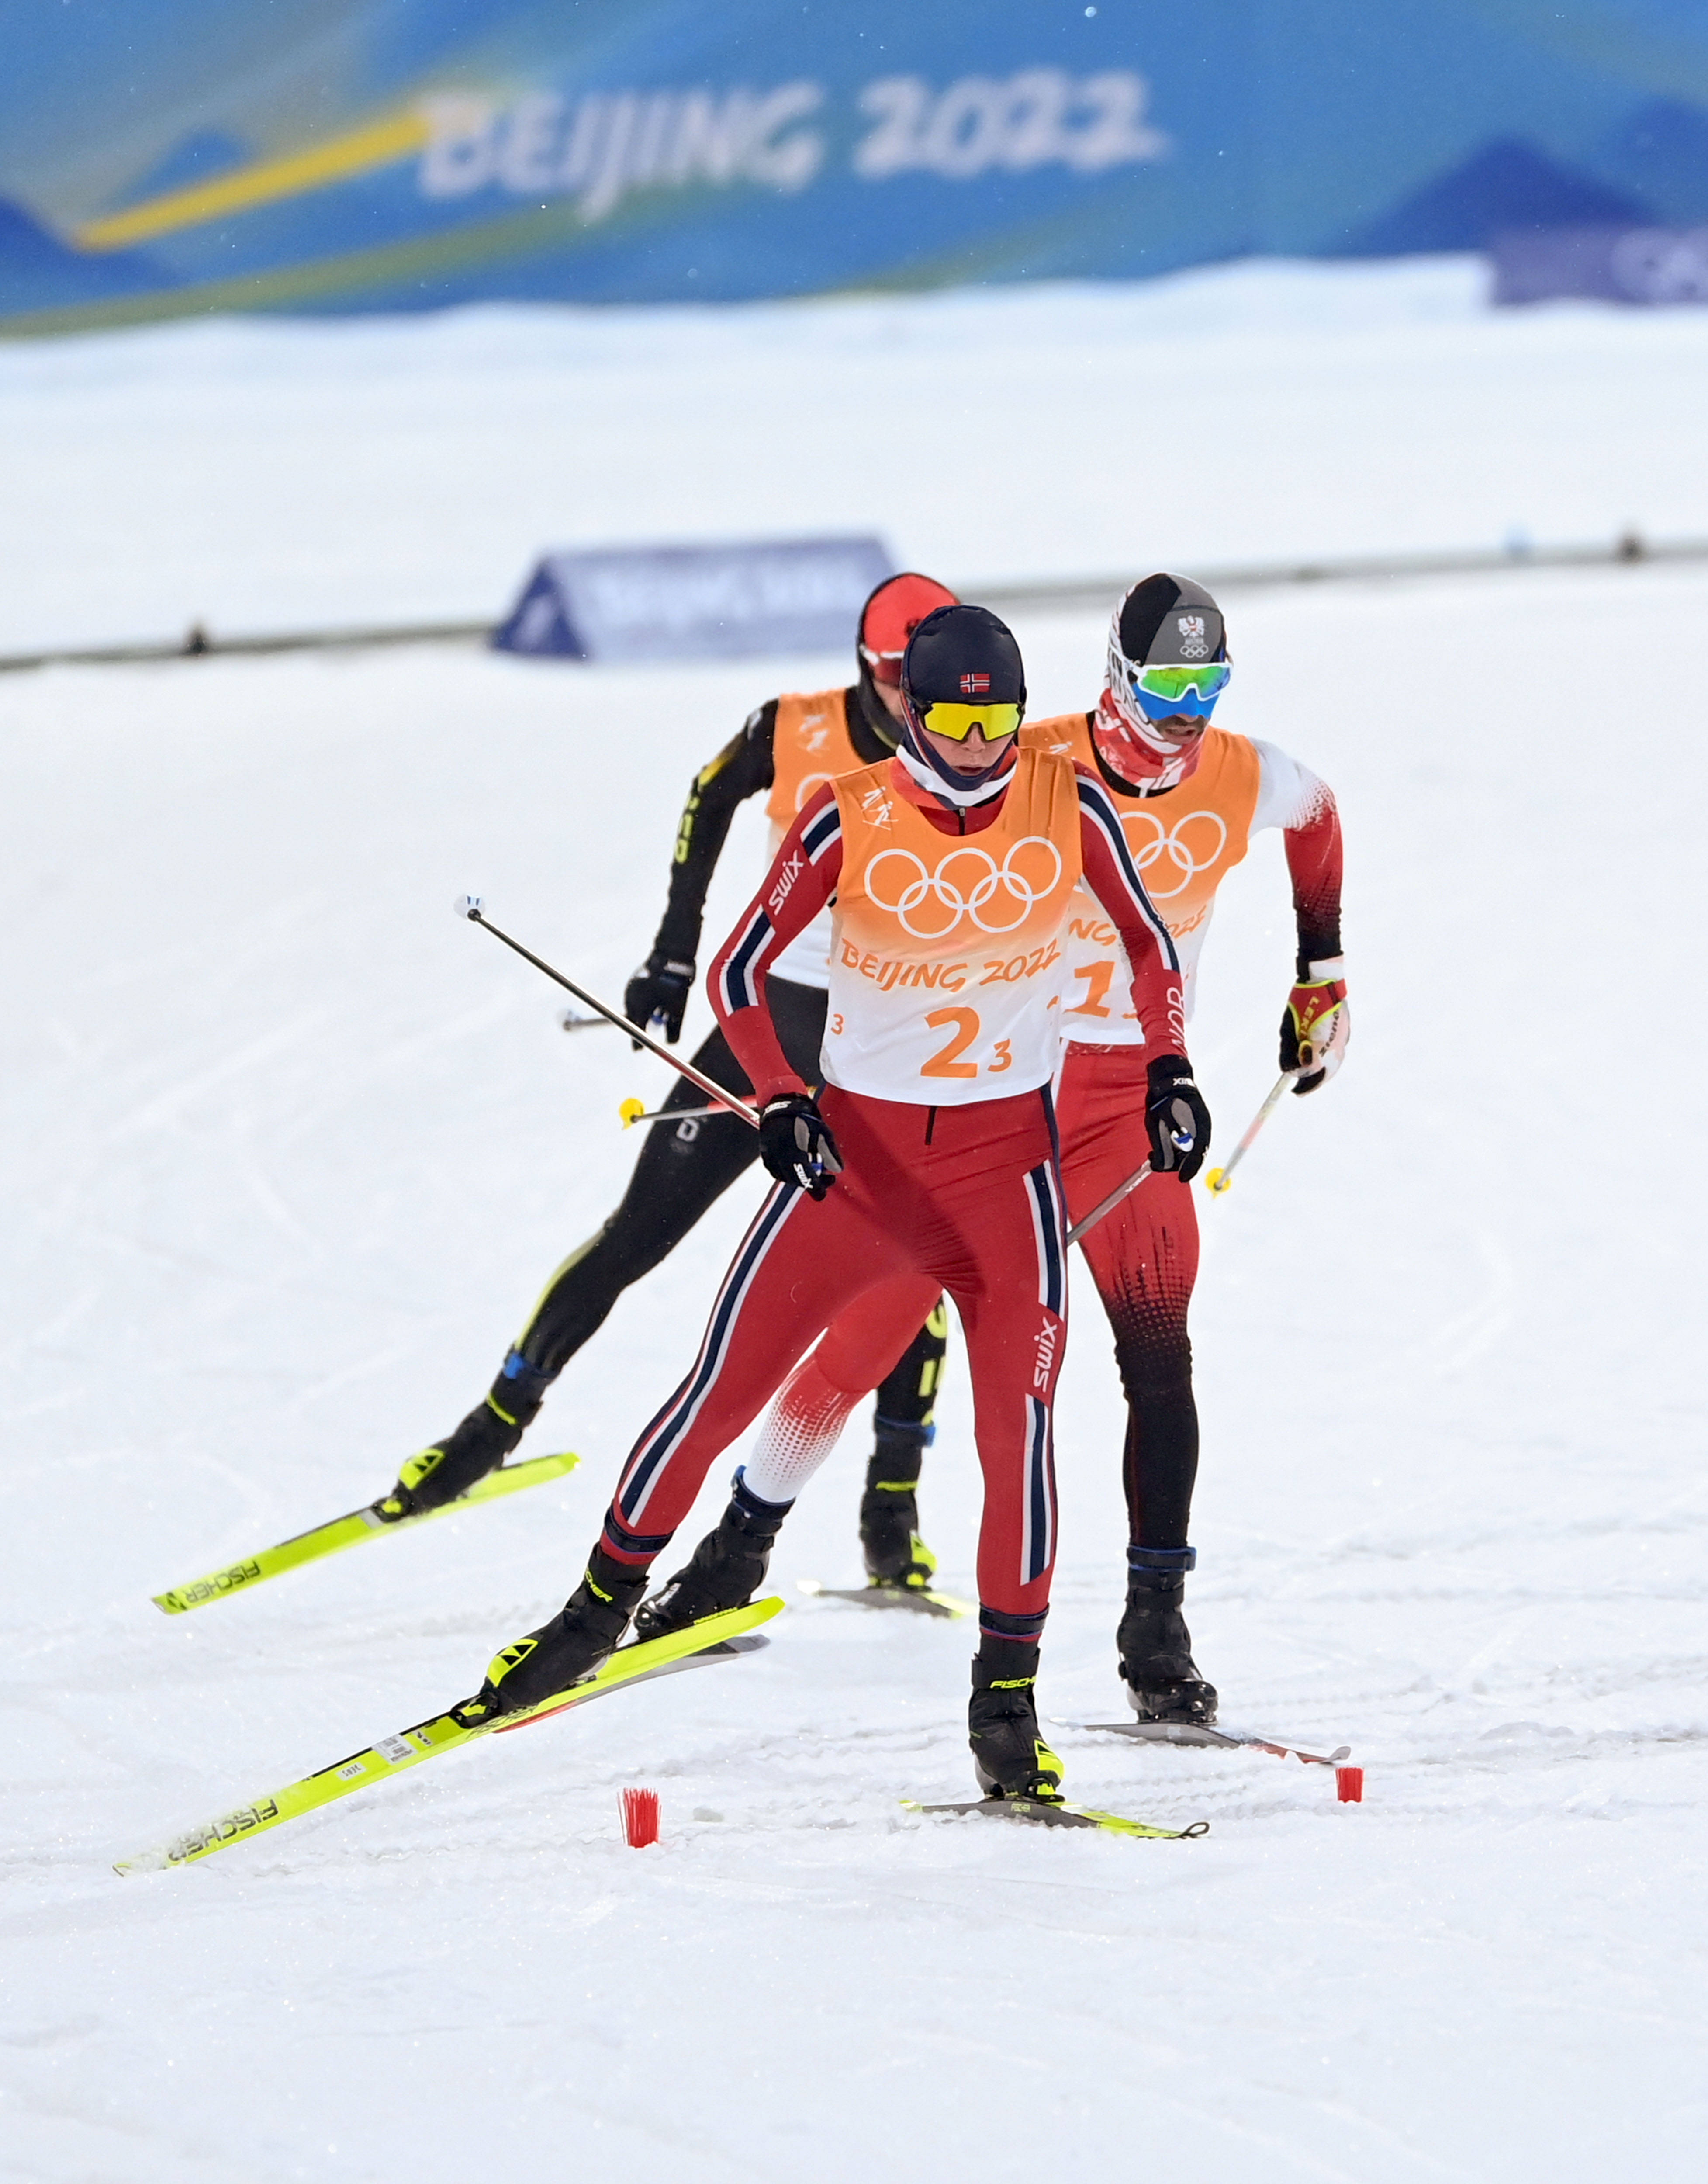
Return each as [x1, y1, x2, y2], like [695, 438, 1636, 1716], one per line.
[731, 574, 1345, 1726]
[467, 605, 1209, 1800]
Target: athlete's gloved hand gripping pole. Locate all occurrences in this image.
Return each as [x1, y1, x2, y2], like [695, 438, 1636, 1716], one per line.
[757, 1092, 844, 1199]
[1280, 958, 1349, 1095]
[1197, 959, 1346, 1196]
[1062, 1055, 1211, 1246]
[454, 897, 759, 1129]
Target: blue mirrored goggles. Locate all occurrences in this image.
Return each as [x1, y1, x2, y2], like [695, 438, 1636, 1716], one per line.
[1121, 659, 1231, 721]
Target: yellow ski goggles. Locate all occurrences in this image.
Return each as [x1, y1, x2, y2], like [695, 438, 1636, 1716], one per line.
[915, 699, 1023, 743]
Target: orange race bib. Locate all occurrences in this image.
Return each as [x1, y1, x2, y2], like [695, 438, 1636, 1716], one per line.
[823, 746, 1082, 1104]
[764, 688, 867, 989]
[764, 689, 863, 834]
[1030, 715, 1259, 1037]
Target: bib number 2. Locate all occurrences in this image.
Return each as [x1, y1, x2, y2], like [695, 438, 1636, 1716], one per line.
[922, 1008, 1012, 1080]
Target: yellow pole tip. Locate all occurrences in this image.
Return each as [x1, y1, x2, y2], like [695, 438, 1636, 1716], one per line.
[1205, 1168, 1229, 1195]
[619, 1097, 645, 1128]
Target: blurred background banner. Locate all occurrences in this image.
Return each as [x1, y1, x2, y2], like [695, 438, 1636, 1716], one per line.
[492, 536, 894, 662]
[1492, 221, 1708, 302]
[3, 0, 1707, 336]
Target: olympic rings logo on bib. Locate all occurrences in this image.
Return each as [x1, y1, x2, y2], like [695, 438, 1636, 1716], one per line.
[865, 838, 1065, 938]
[1120, 809, 1227, 901]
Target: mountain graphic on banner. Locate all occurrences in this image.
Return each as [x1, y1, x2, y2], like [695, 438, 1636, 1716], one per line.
[1344, 138, 1651, 256]
[0, 200, 177, 314]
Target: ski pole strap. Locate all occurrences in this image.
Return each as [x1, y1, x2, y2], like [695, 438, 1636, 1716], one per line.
[458, 900, 759, 1129]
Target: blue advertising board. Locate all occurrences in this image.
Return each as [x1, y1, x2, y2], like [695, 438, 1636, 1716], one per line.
[2, 3, 1706, 336]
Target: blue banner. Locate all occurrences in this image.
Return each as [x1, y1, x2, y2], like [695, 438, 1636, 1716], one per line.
[3, 2, 1706, 336]
[494, 537, 894, 663]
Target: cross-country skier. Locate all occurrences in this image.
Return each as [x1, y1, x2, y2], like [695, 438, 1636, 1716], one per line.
[719, 573, 1346, 1727]
[465, 605, 1210, 1802]
[373, 575, 959, 1583]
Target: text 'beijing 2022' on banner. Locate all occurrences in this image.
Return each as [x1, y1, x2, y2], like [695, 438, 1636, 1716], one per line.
[3, 3, 1705, 335]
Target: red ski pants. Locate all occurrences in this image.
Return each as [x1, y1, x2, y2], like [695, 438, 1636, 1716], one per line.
[1056, 1042, 1198, 1351]
[603, 1085, 1067, 1621]
[748, 1044, 1201, 1546]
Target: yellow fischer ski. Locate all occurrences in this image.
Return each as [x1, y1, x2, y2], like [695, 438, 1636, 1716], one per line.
[797, 1577, 974, 1621]
[117, 1596, 785, 1876]
[151, 1452, 580, 1614]
[902, 1795, 1207, 1840]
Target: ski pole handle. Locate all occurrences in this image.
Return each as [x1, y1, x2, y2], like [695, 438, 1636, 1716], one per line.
[1065, 1160, 1151, 1248]
[455, 898, 760, 1129]
[1203, 1071, 1297, 1196]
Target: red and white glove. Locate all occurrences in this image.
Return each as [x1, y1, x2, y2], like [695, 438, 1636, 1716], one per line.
[1279, 958, 1348, 1095]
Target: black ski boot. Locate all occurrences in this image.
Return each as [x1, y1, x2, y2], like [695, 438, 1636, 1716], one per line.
[968, 1634, 1065, 1800]
[859, 1431, 939, 1589]
[459, 1546, 647, 1722]
[633, 1470, 792, 1641]
[1118, 1545, 1217, 1726]
[381, 1350, 552, 1519]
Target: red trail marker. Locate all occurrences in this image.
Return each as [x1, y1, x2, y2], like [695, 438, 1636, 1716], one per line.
[621, 1787, 661, 1847]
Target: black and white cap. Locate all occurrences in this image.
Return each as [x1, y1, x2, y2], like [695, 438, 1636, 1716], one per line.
[1115, 574, 1227, 669]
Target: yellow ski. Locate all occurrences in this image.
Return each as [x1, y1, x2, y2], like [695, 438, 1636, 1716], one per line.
[151, 1452, 580, 1614]
[902, 1795, 1207, 1840]
[798, 1577, 974, 1621]
[117, 1596, 784, 1875]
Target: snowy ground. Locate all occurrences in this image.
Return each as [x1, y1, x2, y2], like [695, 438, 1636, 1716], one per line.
[3, 565, 1706, 2182]
[3, 267, 1708, 2180]
[4, 253, 1708, 651]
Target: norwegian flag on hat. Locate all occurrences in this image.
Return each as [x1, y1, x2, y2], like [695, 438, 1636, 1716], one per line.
[960, 671, 990, 695]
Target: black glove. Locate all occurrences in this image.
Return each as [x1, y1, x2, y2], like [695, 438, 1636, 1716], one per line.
[759, 1093, 844, 1200]
[1144, 1055, 1211, 1183]
[623, 951, 695, 1047]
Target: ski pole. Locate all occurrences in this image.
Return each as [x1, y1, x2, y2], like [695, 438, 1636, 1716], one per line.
[619, 1097, 738, 1128]
[1065, 1094, 1221, 1244]
[1202, 1072, 1297, 1196]
[1065, 1161, 1151, 1248]
[455, 897, 760, 1129]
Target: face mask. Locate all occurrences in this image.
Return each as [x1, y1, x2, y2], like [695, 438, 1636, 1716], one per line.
[1091, 686, 1207, 793]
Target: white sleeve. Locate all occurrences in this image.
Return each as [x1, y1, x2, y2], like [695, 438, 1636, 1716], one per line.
[1248, 738, 1332, 834]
